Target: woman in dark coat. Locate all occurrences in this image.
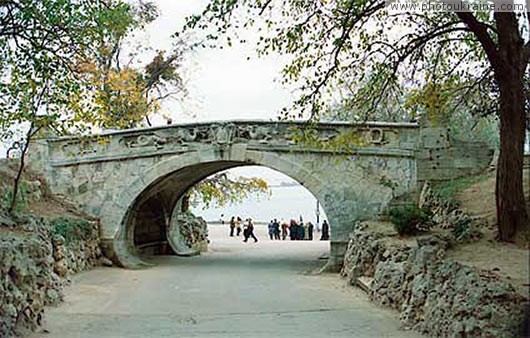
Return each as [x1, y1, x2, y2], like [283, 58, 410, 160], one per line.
[320, 220, 329, 240]
[307, 222, 314, 240]
[298, 221, 305, 240]
[289, 220, 296, 240]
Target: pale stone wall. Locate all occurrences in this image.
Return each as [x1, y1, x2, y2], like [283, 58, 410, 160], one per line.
[25, 121, 494, 270]
[417, 127, 493, 182]
[341, 227, 525, 337]
[0, 216, 102, 337]
[27, 121, 419, 270]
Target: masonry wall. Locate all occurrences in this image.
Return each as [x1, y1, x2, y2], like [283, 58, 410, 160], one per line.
[417, 127, 494, 182]
[341, 227, 525, 337]
[25, 121, 422, 268]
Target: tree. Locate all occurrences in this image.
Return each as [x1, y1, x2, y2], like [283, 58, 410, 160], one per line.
[76, 2, 189, 130]
[0, 0, 140, 214]
[184, 0, 530, 243]
[183, 172, 270, 211]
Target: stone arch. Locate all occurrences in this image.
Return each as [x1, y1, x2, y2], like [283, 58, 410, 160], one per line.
[97, 145, 399, 270]
[29, 121, 420, 270]
[99, 146, 355, 268]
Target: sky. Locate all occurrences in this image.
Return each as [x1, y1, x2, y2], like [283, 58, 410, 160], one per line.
[190, 167, 328, 224]
[133, 0, 294, 123]
[134, 1, 325, 221]
[0, 0, 328, 219]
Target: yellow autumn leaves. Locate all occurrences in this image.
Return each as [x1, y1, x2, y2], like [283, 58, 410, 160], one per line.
[75, 59, 159, 130]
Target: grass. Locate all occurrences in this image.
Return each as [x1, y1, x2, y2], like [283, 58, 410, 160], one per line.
[51, 217, 93, 243]
[431, 173, 490, 201]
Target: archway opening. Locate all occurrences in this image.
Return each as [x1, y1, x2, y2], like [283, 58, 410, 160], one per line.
[188, 166, 329, 249]
[125, 164, 331, 261]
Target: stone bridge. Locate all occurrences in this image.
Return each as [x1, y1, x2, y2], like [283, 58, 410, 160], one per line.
[27, 120, 492, 270]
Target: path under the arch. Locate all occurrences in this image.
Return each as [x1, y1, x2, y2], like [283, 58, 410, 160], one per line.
[30, 226, 422, 338]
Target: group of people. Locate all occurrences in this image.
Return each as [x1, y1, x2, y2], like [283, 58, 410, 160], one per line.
[269, 219, 329, 241]
[228, 216, 330, 242]
[229, 216, 258, 243]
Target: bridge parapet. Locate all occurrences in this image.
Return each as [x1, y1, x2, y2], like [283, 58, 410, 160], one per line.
[23, 120, 495, 270]
[25, 120, 423, 270]
[40, 120, 419, 167]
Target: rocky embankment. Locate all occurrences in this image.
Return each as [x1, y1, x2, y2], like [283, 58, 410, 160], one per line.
[0, 214, 102, 337]
[341, 223, 525, 337]
[0, 164, 103, 337]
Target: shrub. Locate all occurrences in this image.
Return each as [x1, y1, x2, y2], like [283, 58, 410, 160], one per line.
[1, 183, 28, 215]
[51, 217, 92, 243]
[452, 218, 472, 241]
[389, 204, 433, 236]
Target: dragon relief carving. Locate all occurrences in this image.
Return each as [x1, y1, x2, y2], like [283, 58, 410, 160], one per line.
[175, 127, 198, 143]
[112, 123, 391, 152]
[235, 124, 282, 144]
[60, 140, 99, 157]
[248, 125, 275, 143]
[126, 134, 167, 149]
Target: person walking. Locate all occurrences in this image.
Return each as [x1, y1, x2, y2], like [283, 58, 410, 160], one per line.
[236, 216, 242, 236]
[243, 218, 258, 243]
[320, 220, 329, 240]
[289, 219, 297, 240]
[229, 216, 236, 237]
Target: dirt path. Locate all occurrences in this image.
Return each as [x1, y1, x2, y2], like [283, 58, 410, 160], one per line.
[29, 226, 421, 338]
[452, 171, 529, 297]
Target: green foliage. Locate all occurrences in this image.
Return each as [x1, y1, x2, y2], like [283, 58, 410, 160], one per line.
[190, 172, 270, 209]
[389, 205, 432, 236]
[0, 0, 182, 140]
[51, 217, 92, 243]
[0, 1, 132, 139]
[1, 183, 28, 215]
[290, 125, 365, 152]
[76, 5, 188, 130]
[0, 0, 145, 215]
[431, 174, 489, 202]
[452, 218, 472, 241]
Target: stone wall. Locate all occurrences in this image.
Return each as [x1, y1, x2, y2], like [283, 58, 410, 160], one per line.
[177, 212, 208, 253]
[51, 219, 102, 277]
[417, 127, 493, 182]
[28, 121, 418, 269]
[166, 211, 209, 256]
[341, 226, 525, 337]
[0, 215, 102, 337]
[0, 216, 62, 337]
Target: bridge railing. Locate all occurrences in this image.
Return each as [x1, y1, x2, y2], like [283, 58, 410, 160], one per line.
[34, 120, 420, 167]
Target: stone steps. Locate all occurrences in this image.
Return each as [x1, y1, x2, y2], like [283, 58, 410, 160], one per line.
[356, 276, 374, 294]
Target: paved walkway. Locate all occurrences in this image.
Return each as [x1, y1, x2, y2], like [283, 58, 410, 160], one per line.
[30, 226, 422, 338]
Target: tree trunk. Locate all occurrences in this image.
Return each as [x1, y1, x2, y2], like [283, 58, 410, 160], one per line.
[8, 123, 35, 215]
[491, 11, 529, 244]
[495, 65, 528, 243]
